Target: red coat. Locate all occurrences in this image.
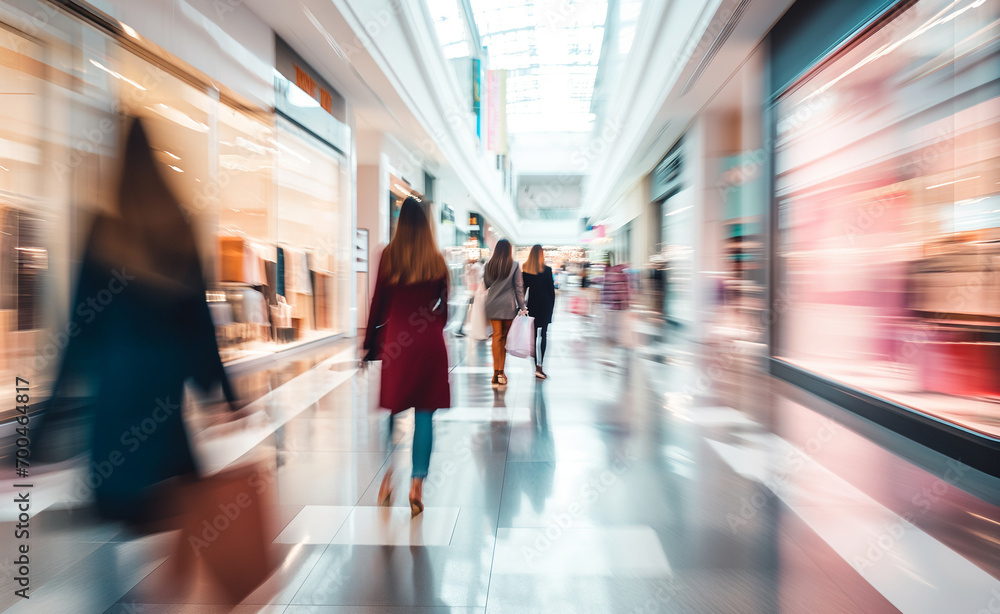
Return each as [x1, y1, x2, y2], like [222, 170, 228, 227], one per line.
[363, 263, 451, 413]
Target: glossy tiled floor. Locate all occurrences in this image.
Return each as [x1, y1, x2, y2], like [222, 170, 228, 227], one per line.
[2, 308, 1000, 613]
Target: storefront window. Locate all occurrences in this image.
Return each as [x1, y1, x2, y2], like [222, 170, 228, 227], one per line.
[663, 188, 694, 327]
[218, 107, 273, 244]
[114, 49, 214, 249]
[0, 26, 47, 415]
[775, 0, 1000, 437]
[214, 108, 275, 361]
[274, 117, 350, 338]
[0, 0, 355, 398]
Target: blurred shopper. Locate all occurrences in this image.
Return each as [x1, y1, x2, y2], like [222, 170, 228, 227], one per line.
[35, 118, 237, 527]
[521, 244, 555, 380]
[583, 265, 599, 314]
[363, 196, 450, 517]
[454, 257, 483, 337]
[601, 253, 632, 346]
[469, 258, 484, 290]
[484, 239, 527, 388]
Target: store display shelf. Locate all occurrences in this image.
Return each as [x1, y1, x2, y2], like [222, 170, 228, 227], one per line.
[223, 331, 346, 376]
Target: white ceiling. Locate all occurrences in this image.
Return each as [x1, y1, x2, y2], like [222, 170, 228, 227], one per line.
[240, 0, 800, 242]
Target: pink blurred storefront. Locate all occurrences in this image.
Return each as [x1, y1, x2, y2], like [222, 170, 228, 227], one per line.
[768, 0, 1000, 458]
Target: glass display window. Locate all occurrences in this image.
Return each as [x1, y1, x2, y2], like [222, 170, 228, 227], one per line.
[0, 0, 356, 386]
[217, 106, 274, 245]
[774, 0, 1000, 437]
[113, 51, 213, 219]
[0, 13, 102, 418]
[274, 117, 351, 338]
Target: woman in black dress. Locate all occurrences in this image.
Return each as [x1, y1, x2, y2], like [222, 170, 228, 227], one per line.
[521, 244, 555, 379]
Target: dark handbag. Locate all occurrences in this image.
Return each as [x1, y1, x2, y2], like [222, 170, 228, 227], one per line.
[365, 321, 387, 362]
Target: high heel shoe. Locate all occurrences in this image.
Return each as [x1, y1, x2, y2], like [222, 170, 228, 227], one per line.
[409, 478, 424, 518]
[491, 371, 500, 389]
[497, 372, 508, 387]
[377, 469, 394, 507]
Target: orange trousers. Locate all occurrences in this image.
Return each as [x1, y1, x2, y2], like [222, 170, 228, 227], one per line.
[490, 319, 512, 372]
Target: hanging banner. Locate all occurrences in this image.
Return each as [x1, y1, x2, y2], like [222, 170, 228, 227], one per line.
[472, 58, 482, 140]
[498, 70, 507, 154]
[487, 70, 508, 154]
[487, 70, 500, 151]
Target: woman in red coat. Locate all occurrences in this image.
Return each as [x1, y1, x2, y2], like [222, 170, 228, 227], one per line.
[363, 197, 450, 516]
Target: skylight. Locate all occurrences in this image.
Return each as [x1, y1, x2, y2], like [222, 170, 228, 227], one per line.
[427, 0, 474, 59]
[469, 0, 608, 133]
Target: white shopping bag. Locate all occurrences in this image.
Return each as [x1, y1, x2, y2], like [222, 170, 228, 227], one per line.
[470, 287, 491, 340]
[505, 314, 535, 358]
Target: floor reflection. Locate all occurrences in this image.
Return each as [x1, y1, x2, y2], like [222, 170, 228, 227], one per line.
[3, 312, 999, 612]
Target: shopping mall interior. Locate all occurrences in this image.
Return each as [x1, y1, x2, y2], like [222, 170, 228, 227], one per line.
[0, 0, 998, 612]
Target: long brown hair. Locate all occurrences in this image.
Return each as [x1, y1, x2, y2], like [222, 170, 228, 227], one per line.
[485, 239, 513, 283]
[523, 244, 545, 275]
[381, 196, 447, 285]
